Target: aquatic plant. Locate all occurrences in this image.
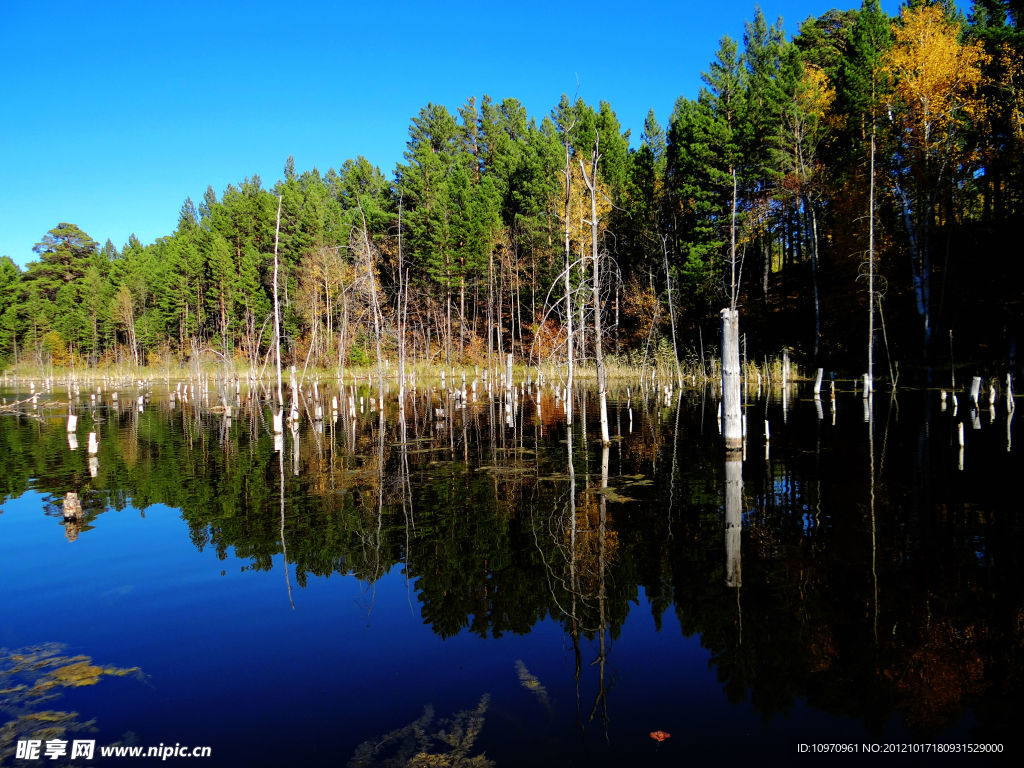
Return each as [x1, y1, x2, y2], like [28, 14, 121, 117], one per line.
[0, 643, 142, 766]
[348, 695, 493, 768]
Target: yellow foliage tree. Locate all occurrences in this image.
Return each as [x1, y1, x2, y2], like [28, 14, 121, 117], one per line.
[783, 62, 835, 357]
[887, 4, 988, 170]
[994, 42, 1024, 147]
[883, 3, 989, 351]
[560, 155, 612, 258]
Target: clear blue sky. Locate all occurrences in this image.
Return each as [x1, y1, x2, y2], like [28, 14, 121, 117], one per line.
[1, 0, 927, 268]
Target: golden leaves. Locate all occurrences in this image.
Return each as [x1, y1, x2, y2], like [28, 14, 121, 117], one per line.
[885, 4, 989, 155]
[797, 63, 835, 125]
[560, 156, 612, 255]
[618, 274, 659, 350]
[998, 42, 1024, 143]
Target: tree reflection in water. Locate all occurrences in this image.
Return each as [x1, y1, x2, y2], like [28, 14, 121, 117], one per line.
[2, 381, 1023, 744]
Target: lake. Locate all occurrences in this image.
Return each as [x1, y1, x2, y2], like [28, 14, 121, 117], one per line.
[1, 378, 1020, 765]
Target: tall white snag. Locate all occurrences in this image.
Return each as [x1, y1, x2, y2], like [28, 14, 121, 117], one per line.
[356, 199, 385, 404]
[867, 129, 876, 392]
[397, 194, 406, 404]
[721, 170, 742, 451]
[721, 308, 742, 450]
[662, 234, 683, 390]
[272, 195, 284, 420]
[579, 134, 609, 446]
[562, 134, 575, 425]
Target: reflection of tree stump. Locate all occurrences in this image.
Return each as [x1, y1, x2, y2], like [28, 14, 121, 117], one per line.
[65, 519, 82, 542]
[63, 492, 82, 521]
[725, 456, 742, 588]
[63, 492, 83, 542]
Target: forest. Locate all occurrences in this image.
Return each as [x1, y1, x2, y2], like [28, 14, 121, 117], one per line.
[1, 0, 1022, 382]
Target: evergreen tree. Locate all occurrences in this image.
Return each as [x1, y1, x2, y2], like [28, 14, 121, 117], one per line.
[666, 96, 729, 312]
[0, 257, 22, 362]
[30, 223, 98, 294]
[794, 9, 858, 82]
[642, 109, 667, 176]
[621, 109, 665, 277]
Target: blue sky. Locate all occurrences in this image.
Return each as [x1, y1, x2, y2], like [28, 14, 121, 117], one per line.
[1, 0, 925, 267]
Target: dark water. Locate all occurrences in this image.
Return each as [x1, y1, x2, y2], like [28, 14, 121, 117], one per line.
[1, 381, 1022, 766]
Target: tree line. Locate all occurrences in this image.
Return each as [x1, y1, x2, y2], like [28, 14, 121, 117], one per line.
[2, 0, 1022, 377]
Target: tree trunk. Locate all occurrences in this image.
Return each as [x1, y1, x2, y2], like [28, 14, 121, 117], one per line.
[563, 139, 575, 425]
[725, 450, 742, 587]
[721, 308, 742, 451]
[398, 196, 406, 401]
[580, 139, 609, 445]
[730, 169, 739, 308]
[357, 200, 385, 401]
[662, 234, 683, 388]
[273, 196, 284, 409]
[487, 245, 494, 378]
[445, 289, 452, 368]
[807, 196, 821, 360]
[868, 129, 875, 385]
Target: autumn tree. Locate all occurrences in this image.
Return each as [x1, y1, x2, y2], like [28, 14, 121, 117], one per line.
[884, 2, 988, 355]
[791, 55, 834, 358]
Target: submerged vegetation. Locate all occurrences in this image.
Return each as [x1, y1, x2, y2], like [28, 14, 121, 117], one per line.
[0, 644, 142, 766]
[2, 2, 1022, 382]
[348, 696, 493, 768]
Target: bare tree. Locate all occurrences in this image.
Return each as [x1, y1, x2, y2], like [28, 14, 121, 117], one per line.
[661, 234, 683, 388]
[562, 132, 575, 424]
[721, 169, 742, 450]
[578, 134, 609, 445]
[356, 199, 386, 400]
[273, 195, 284, 411]
[112, 285, 138, 367]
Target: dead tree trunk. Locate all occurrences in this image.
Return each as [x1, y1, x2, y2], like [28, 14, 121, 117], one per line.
[563, 137, 575, 425]
[721, 308, 742, 451]
[661, 234, 683, 389]
[868, 129, 876, 389]
[580, 139, 609, 445]
[273, 195, 284, 411]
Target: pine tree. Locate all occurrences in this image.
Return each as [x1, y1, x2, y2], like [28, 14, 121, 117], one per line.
[396, 103, 462, 361]
[642, 109, 667, 176]
[0, 257, 22, 363]
[666, 96, 728, 312]
[29, 223, 98, 300]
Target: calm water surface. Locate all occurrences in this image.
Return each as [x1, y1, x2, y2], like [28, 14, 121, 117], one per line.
[1, 381, 1021, 766]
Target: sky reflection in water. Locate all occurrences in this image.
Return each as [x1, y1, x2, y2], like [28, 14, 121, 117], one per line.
[1, 381, 1021, 765]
